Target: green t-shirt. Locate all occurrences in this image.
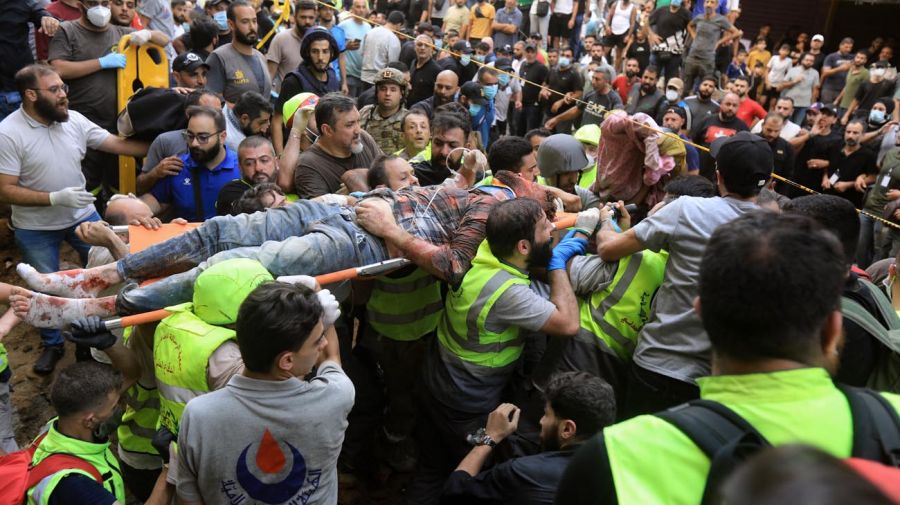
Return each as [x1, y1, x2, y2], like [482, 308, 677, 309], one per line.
[840, 68, 870, 109]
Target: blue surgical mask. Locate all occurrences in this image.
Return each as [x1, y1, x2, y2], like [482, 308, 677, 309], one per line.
[182, 22, 191, 33]
[469, 103, 483, 116]
[870, 109, 886, 124]
[498, 74, 510, 87]
[435, 39, 444, 50]
[460, 55, 471, 66]
[483, 84, 498, 100]
[558, 57, 571, 68]
[473, 54, 486, 63]
[213, 11, 228, 31]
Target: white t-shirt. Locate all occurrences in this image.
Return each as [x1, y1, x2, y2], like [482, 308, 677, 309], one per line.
[0, 109, 109, 230]
[750, 118, 802, 140]
[766, 55, 792, 87]
[555, 0, 575, 16]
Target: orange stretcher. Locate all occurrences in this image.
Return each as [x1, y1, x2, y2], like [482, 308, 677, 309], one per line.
[116, 35, 170, 194]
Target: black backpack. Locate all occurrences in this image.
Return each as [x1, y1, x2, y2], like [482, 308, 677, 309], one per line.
[655, 384, 900, 505]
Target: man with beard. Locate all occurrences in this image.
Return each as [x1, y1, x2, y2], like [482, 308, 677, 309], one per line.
[779, 52, 820, 125]
[683, 75, 719, 136]
[790, 103, 842, 198]
[171, 52, 209, 89]
[360, 68, 409, 154]
[516, 43, 550, 136]
[821, 120, 878, 209]
[295, 93, 381, 198]
[692, 92, 748, 181]
[541, 51, 584, 134]
[266, 0, 316, 92]
[611, 58, 641, 104]
[410, 69, 460, 120]
[216, 136, 280, 215]
[731, 75, 767, 128]
[751, 97, 802, 142]
[411, 112, 472, 186]
[205, 0, 271, 105]
[683, 0, 738, 95]
[408, 198, 588, 504]
[223, 90, 272, 152]
[441, 372, 615, 505]
[756, 113, 795, 195]
[624, 66, 664, 116]
[142, 106, 240, 220]
[48, 0, 167, 199]
[0, 64, 148, 373]
[272, 27, 340, 154]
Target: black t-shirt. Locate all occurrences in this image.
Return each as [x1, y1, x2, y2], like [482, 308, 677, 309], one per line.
[555, 435, 618, 505]
[649, 6, 690, 40]
[767, 136, 795, 195]
[216, 178, 252, 215]
[440, 57, 478, 84]
[412, 158, 450, 186]
[48, 474, 116, 505]
[854, 80, 896, 113]
[627, 40, 652, 72]
[692, 114, 749, 180]
[0, 0, 47, 91]
[520, 60, 550, 105]
[545, 67, 583, 114]
[399, 39, 417, 68]
[409, 58, 443, 107]
[826, 144, 878, 208]
[791, 129, 842, 197]
[839, 274, 890, 386]
[579, 89, 621, 126]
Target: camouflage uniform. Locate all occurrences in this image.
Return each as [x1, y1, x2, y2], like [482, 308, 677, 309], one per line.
[359, 104, 408, 154]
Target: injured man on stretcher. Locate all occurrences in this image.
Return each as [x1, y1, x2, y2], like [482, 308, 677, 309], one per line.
[10, 171, 555, 329]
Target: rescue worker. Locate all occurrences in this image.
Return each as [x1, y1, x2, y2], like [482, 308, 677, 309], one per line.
[359, 67, 409, 154]
[538, 134, 602, 212]
[556, 211, 900, 505]
[573, 124, 601, 189]
[408, 198, 596, 504]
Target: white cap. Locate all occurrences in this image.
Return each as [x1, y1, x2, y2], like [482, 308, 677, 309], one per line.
[812, 34, 824, 42]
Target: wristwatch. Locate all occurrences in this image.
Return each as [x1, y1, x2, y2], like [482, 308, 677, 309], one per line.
[466, 428, 497, 448]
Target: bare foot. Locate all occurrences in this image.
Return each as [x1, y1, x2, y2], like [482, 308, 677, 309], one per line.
[16, 263, 115, 298]
[9, 287, 117, 329]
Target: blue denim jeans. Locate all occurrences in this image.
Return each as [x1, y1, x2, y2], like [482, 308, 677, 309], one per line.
[14, 212, 101, 346]
[0, 91, 22, 122]
[117, 201, 390, 314]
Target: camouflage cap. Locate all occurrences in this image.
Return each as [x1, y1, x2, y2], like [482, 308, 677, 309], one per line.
[375, 67, 408, 88]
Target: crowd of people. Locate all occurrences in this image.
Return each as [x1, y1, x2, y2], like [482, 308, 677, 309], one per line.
[1, 0, 900, 503]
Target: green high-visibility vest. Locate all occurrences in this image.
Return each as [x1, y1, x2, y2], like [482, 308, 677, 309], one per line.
[153, 303, 235, 435]
[368, 267, 443, 341]
[118, 327, 161, 460]
[28, 420, 126, 505]
[577, 251, 667, 360]
[579, 163, 597, 190]
[0, 343, 7, 375]
[437, 239, 530, 369]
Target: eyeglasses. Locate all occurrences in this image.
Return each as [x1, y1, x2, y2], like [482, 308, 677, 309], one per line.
[182, 130, 223, 144]
[30, 84, 69, 95]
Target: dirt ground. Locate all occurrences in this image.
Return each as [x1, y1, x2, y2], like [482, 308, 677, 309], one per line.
[0, 212, 409, 504]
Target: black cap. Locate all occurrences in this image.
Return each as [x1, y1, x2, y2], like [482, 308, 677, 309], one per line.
[207, 0, 230, 6]
[452, 40, 473, 54]
[494, 57, 513, 72]
[809, 102, 836, 116]
[497, 44, 513, 55]
[529, 32, 542, 40]
[460, 82, 486, 105]
[710, 132, 773, 194]
[173, 52, 210, 72]
[663, 106, 687, 121]
[524, 42, 537, 52]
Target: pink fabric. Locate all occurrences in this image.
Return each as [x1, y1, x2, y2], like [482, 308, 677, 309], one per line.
[595, 112, 672, 206]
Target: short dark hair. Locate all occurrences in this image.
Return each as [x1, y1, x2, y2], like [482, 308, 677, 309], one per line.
[296, 0, 317, 11]
[700, 75, 718, 85]
[664, 175, 717, 198]
[432, 110, 471, 139]
[386, 60, 409, 73]
[234, 182, 283, 214]
[544, 372, 616, 439]
[700, 212, 846, 363]
[190, 15, 219, 48]
[51, 362, 122, 418]
[367, 154, 403, 188]
[486, 198, 545, 258]
[488, 136, 533, 174]
[185, 88, 224, 108]
[643, 65, 659, 76]
[315, 92, 357, 131]
[776, 96, 795, 107]
[525, 128, 552, 143]
[784, 194, 860, 266]
[234, 91, 274, 120]
[186, 105, 226, 131]
[227, 0, 251, 20]
[172, 0, 187, 7]
[476, 41, 491, 52]
[15, 64, 57, 96]
[236, 282, 323, 373]
[732, 75, 750, 86]
[477, 66, 499, 81]
[401, 109, 429, 130]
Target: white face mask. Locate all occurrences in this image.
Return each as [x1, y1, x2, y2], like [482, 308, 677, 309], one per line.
[87, 5, 111, 27]
[665, 89, 679, 102]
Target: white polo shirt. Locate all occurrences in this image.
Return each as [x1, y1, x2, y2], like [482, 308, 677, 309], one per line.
[0, 108, 109, 230]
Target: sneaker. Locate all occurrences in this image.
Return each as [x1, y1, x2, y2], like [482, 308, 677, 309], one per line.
[33, 345, 64, 374]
